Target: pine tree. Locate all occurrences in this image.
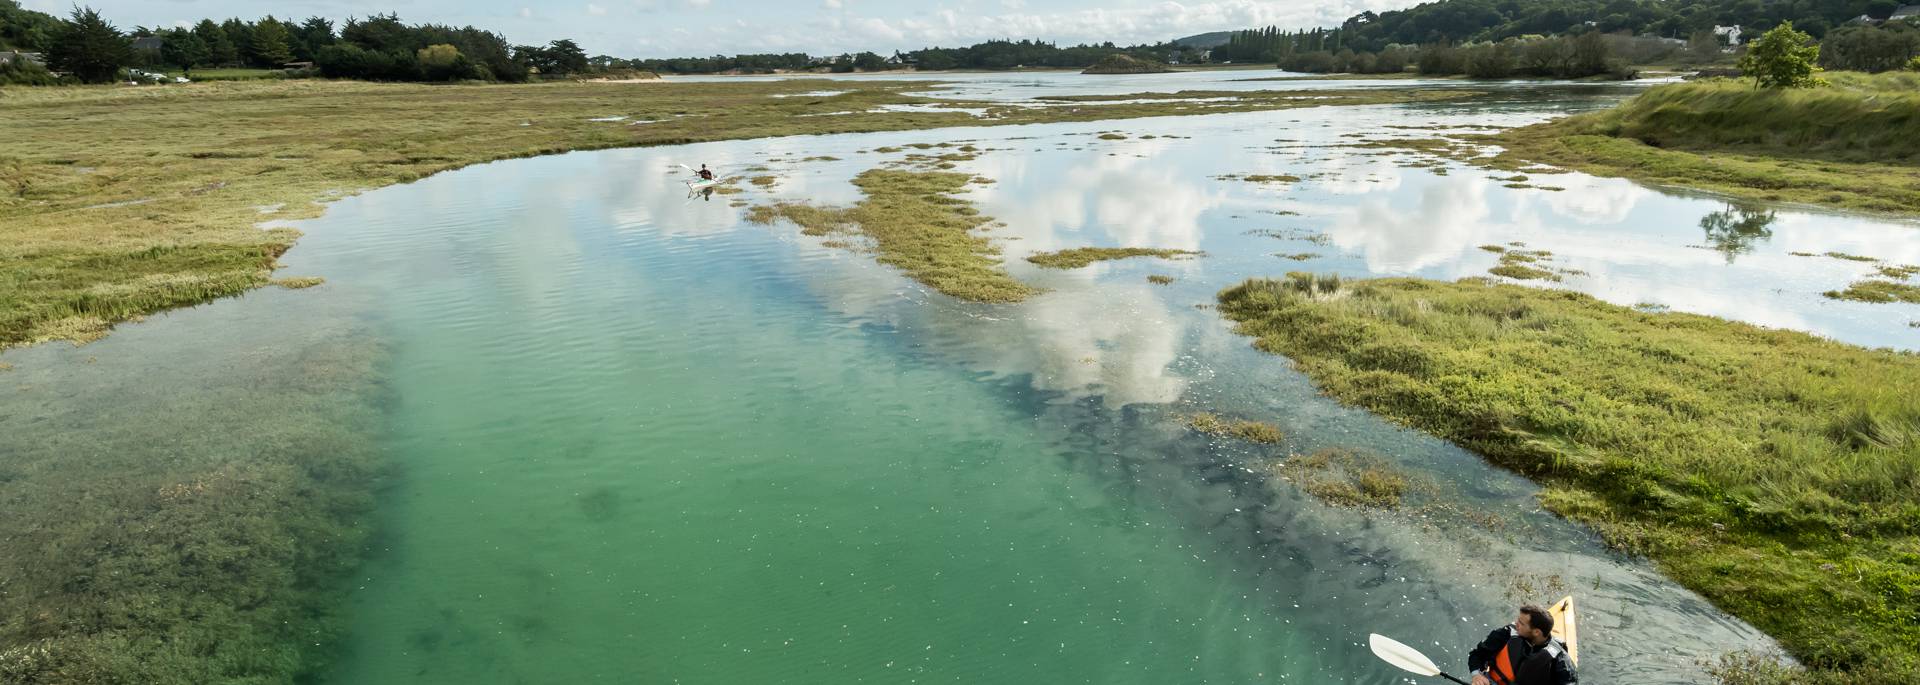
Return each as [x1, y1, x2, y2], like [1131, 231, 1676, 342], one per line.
[251, 15, 293, 66]
[47, 5, 130, 83]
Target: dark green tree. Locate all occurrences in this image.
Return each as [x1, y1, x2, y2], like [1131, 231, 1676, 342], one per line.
[159, 27, 209, 70]
[251, 15, 293, 66]
[220, 17, 254, 65]
[542, 38, 586, 74]
[194, 19, 237, 65]
[47, 5, 130, 83]
[1, 0, 62, 51]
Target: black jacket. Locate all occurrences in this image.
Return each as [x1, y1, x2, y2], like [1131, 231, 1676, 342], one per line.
[1467, 625, 1577, 684]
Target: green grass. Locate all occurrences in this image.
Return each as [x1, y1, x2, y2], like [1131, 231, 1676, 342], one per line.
[1183, 412, 1285, 444]
[1026, 247, 1198, 269]
[1147, 274, 1175, 285]
[746, 169, 1036, 302]
[1488, 72, 1920, 215]
[1216, 273, 1920, 682]
[0, 79, 1477, 349]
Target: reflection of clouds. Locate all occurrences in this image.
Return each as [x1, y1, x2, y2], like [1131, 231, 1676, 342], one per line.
[1314, 150, 1404, 196]
[974, 150, 1222, 255]
[1327, 176, 1492, 273]
[1543, 177, 1644, 225]
[998, 284, 1186, 406]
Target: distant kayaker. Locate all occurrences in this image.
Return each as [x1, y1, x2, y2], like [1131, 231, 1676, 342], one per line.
[1468, 604, 1577, 685]
[697, 164, 715, 181]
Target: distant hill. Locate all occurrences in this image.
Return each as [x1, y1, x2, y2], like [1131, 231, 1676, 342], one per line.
[1172, 31, 1233, 49]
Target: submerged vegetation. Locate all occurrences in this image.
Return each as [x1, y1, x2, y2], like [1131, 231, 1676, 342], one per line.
[0, 78, 1476, 349]
[1488, 72, 1920, 214]
[1275, 448, 1414, 509]
[0, 323, 386, 683]
[1026, 247, 1198, 269]
[746, 169, 1036, 302]
[1081, 54, 1175, 74]
[1215, 274, 1920, 682]
[1183, 412, 1285, 444]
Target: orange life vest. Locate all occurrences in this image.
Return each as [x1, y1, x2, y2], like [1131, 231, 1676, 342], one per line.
[1487, 637, 1565, 685]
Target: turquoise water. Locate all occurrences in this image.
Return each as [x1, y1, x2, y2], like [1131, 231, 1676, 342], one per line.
[10, 82, 1916, 683]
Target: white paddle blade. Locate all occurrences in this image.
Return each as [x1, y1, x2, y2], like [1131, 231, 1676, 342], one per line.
[1370, 633, 1443, 677]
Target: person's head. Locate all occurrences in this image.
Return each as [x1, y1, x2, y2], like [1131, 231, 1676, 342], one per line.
[700, 164, 708, 169]
[1515, 605, 1554, 643]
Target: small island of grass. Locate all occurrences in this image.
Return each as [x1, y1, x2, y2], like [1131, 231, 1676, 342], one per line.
[1082, 54, 1176, 75]
[746, 170, 1037, 302]
[1026, 247, 1199, 269]
[1215, 273, 1920, 682]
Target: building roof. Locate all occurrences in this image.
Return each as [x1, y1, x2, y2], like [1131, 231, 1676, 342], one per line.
[1892, 5, 1920, 20]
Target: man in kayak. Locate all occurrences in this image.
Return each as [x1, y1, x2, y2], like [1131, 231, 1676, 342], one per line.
[1468, 604, 1577, 684]
[697, 164, 715, 181]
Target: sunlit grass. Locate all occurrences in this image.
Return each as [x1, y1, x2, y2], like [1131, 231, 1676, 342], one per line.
[1217, 273, 1920, 682]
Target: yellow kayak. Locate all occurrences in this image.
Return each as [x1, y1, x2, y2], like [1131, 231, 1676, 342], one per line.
[1549, 595, 1579, 667]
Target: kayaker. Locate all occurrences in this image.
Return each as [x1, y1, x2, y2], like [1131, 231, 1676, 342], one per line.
[1467, 604, 1577, 685]
[697, 164, 715, 181]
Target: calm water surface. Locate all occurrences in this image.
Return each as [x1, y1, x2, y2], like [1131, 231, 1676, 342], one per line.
[6, 76, 1916, 684]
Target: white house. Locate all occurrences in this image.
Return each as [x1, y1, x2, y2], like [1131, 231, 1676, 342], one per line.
[1712, 25, 1742, 46]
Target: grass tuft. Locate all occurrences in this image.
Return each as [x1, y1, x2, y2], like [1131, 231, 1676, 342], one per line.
[1275, 448, 1413, 509]
[1146, 274, 1175, 285]
[1824, 280, 1920, 304]
[1184, 412, 1285, 444]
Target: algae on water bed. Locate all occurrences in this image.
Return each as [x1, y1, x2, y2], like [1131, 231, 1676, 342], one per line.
[1026, 247, 1199, 269]
[746, 169, 1036, 303]
[1215, 273, 1920, 682]
[1274, 448, 1415, 510]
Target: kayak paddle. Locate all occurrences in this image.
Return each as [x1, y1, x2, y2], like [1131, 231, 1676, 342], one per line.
[1369, 633, 1470, 684]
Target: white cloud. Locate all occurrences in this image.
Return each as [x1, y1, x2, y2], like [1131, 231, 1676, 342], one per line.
[587, 4, 608, 16]
[519, 7, 533, 19]
[822, 0, 843, 9]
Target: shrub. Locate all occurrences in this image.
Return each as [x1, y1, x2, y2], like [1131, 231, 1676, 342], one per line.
[0, 56, 58, 85]
[1740, 22, 1825, 89]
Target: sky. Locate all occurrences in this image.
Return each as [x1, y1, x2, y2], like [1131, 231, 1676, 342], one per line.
[26, 0, 1425, 59]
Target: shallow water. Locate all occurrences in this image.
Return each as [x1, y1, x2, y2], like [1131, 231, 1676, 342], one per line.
[7, 76, 1918, 684]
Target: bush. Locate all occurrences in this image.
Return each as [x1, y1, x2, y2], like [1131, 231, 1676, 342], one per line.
[0, 56, 57, 85]
[1740, 22, 1825, 89]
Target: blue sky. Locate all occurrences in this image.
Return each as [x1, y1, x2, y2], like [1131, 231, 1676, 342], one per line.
[28, 0, 1421, 58]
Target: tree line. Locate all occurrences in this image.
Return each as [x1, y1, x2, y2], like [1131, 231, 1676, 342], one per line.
[626, 39, 1204, 74]
[0, 3, 609, 84]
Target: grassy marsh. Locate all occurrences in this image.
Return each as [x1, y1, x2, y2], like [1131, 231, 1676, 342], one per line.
[1, 79, 1476, 349]
[1026, 247, 1198, 269]
[1216, 273, 1920, 681]
[746, 169, 1036, 302]
[1486, 73, 1920, 215]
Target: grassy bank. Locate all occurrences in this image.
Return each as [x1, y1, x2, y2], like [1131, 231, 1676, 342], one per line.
[1216, 274, 1919, 682]
[0, 79, 1477, 350]
[1026, 247, 1197, 269]
[746, 169, 1036, 302]
[1488, 72, 1920, 214]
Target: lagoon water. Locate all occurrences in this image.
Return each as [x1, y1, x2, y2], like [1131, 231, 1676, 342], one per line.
[7, 75, 1918, 684]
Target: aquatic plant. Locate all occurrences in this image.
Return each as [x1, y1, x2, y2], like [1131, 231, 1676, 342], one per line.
[1026, 247, 1198, 270]
[1275, 448, 1412, 509]
[1216, 274, 1920, 682]
[1824, 280, 1920, 304]
[1146, 275, 1175, 285]
[272, 276, 326, 289]
[1183, 412, 1285, 444]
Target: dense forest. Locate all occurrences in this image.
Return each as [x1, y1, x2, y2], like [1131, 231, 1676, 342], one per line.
[1216, 0, 1920, 76]
[1215, 0, 1910, 62]
[0, 3, 601, 84]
